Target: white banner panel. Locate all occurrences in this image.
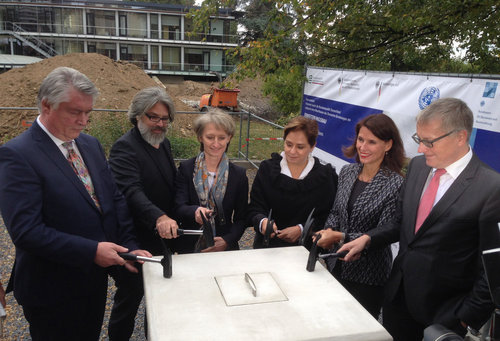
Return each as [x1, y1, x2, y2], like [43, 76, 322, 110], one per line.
[302, 67, 500, 172]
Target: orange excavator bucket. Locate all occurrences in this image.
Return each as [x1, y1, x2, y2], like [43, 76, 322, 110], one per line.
[200, 94, 212, 110]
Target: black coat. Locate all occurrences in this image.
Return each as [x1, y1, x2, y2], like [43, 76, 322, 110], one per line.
[174, 157, 248, 253]
[109, 127, 177, 255]
[248, 153, 338, 248]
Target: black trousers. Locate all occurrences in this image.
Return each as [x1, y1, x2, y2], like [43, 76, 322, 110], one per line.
[22, 278, 108, 341]
[108, 264, 145, 341]
[383, 285, 467, 341]
[332, 263, 384, 319]
[337, 278, 384, 319]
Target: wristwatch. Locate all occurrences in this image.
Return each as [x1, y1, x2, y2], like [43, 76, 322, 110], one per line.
[467, 325, 480, 337]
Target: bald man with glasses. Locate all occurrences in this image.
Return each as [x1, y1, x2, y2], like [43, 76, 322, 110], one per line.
[338, 98, 500, 340]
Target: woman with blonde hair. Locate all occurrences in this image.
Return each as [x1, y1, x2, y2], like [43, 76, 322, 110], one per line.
[174, 109, 248, 253]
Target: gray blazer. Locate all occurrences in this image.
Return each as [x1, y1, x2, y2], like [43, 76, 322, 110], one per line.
[325, 162, 404, 286]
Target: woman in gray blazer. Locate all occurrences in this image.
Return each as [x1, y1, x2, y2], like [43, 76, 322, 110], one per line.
[316, 113, 405, 318]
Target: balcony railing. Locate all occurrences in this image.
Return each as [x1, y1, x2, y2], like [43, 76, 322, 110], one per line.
[136, 61, 236, 73]
[2, 22, 239, 44]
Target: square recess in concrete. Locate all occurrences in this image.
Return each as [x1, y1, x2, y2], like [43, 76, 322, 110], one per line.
[215, 272, 288, 306]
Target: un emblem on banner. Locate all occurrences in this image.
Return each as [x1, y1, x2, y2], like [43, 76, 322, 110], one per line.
[418, 87, 440, 110]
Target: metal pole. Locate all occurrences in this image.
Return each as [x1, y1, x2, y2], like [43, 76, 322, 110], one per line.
[238, 110, 243, 160]
[246, 110, 250, 160]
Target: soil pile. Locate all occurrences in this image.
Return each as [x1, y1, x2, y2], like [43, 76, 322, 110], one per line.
[0, 53, 196, 140]
[0, 53, 273, 141]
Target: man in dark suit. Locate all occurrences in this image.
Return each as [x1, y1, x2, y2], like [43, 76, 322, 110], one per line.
[0, 67, 151, 341]
[108, 86, 178, 340]
[339, 98, 500, 340]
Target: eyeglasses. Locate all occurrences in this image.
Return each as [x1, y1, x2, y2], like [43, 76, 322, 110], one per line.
[144, 113, 170, 123]
[412, 130, 457, 148]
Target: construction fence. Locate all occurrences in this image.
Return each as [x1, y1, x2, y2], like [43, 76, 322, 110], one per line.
[0, 107, 284, 167]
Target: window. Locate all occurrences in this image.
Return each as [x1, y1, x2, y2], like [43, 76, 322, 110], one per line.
[161, 46, 180, 70]
[120, 12, 146, 38]
[151, 45, 159, 69]
[86, 12, 95, 35]
[150, 14, 158, 39]
[119, 14, 127, 36]
[87, 10, 115, 36]
[161, 15, 180, 40]
[96, 42, 116, 59]
[120, 43, 147, 68]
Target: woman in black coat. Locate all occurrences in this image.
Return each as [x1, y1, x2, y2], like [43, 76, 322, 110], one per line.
[248, 116, 338, 248]
[174, 109, 248, 253]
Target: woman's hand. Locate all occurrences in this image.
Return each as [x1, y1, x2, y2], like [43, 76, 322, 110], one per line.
[316, 229, 343, 249]
[277, 225, 301, 243]
[195, 207, 214, 225]
[201, 237, 228, 252]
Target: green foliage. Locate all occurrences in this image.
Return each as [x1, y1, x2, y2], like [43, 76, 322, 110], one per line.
[274, 111, 298, 128]
[261, 66, 305, 115]
[85, 112, 131, 156]
[186, 0, 237, 40]
[128, 0, 195, 5]
[166, 116, 283, 160]
[168, 136, 200, 159]
[191, 0, 500, 117]
[217, 79, 237, 89]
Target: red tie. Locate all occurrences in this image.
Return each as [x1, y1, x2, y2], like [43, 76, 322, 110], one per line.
[415, 168, 446, 233]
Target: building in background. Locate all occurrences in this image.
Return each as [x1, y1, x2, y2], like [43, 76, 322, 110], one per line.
[0, 0, 240, 78]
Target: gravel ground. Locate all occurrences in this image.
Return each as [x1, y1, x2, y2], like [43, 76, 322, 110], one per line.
[0, 215, 255, 341]
[0, 167, 257, 340]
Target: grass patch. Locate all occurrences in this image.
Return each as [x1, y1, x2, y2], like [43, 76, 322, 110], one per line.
[84, 111, 284, 161]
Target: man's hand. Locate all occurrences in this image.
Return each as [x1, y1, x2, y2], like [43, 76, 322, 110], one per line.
[156, 215, 179, 239]
[316, 229, 343, 249]
[94, 242, 129, 268]
[260, 218, 278, 238]
[123, 249, 153, 273]
[201, 237, 227, 253]
[337, 234, 371, 261]
[277, 225, 301, 243]
[195, 207, 213, 225]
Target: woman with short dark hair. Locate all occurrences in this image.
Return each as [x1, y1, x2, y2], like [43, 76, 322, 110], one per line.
[248, 116, 338, 248]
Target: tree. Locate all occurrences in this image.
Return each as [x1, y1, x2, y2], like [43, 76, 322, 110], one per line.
[128, 0, 196, 5]
[193, 0, 500, 115]
[238, 0, 277, 45]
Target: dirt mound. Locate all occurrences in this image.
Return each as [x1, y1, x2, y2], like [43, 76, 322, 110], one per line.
[163, 77, 273, 118]
[235, 77, 274, 118]
[0, 53, 194, 140]
[0, 53, 274, 141]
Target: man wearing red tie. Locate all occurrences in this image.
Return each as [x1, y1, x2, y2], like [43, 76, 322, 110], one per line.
[338, 98, 500, 340]
[0, 67, 151, 340]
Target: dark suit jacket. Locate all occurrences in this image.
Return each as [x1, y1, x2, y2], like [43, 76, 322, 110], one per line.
[174, 157, 248, 253]
[109, 127, 177, 255]
[0, 121, 138, 307]
[368, 154, 500, 330]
